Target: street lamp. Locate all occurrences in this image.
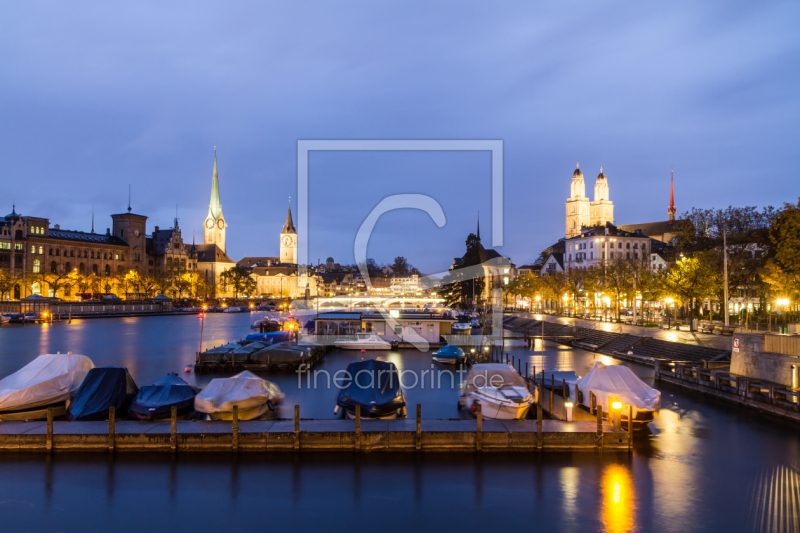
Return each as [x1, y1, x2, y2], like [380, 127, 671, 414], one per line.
[665, 297, 675, 328]
[777, 298, 790, 332]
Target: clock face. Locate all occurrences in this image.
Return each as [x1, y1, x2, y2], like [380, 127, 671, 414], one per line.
[217, 219, 225, 229]
[282, 235, 293, 246]
[206, 219, 214, 229]
[134, 230, 140, 237]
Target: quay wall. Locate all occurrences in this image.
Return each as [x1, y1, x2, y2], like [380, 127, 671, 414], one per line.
[730, 333, 800, 388]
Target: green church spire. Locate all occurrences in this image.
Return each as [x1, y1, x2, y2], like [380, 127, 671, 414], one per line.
[208, 149, 222, 221]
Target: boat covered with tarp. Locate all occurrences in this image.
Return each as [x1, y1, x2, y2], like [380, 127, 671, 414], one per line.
[0, 353, 95, 420]
[335, 359, 406, 419]
[66, 367, 139, 421]
[198, 342, 240, 363]
[431, 344, 466, 364]
[194, 371, 284, 420]
[459, 363, 536, 420]
[566, 362, 661, 429]
[128, 373, 199, 420]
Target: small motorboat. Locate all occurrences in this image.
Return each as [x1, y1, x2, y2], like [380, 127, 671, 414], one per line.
[451, 317, 472, 332]
[334, 333, 391, 350]
[432, 344, 466, 364]
[66, 366, 139, 421]
[335, 359, 406, 419]
[470, 317, 482, 328]
[459, 363, 536, 420]
[535, 369, 580, 388]
[250, 318, 281, 331]
[0, 353, 94, 420]
[197, 342, 242, 364]
[7, 313, 39, 323]
[194, 371, 284, 420]
[128, 373, 200, 420]
[566, 362, 661, 430]
[0, 314, 12, 324]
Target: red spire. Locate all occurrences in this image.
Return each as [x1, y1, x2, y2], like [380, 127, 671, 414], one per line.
[668, 167, 676, 222]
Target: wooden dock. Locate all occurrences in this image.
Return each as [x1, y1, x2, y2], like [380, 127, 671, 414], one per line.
[0, 418, 630, 453]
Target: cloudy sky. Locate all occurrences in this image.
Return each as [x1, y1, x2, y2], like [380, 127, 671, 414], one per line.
[2, 1, 798, 272]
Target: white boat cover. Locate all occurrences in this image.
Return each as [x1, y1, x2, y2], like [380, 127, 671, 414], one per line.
[568, 362, 660, 414]
[462, 364, 527, 395]
[0, 353, 95, 411]
[194, 371, 283, 414]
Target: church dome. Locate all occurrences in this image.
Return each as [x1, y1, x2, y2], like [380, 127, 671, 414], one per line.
[4, 205, 20, 221]
[572, 164, 583, 178]
[596, 167, 607, 181]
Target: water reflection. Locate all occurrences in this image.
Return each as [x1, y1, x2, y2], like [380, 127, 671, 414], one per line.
[601, 464, 636, 533]
[748, 464, 800, 533]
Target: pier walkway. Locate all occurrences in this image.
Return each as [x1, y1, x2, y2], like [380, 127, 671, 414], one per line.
[0, 418, 629, 453]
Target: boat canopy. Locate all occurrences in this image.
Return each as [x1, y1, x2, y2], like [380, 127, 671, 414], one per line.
[245, 331, 294, 343]
[434, 345, 465, 357]
[462, 364, 527, 395]
[0, 353, 94, 412]
[336, 359, 405, 416]
[194, 371, 282, 414]
[569, 362, 661, 412]
[129, 373, 199, 420]
[66, 367, 139, 421]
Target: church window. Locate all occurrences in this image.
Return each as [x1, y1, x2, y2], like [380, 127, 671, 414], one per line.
[33, 259, 40, 273]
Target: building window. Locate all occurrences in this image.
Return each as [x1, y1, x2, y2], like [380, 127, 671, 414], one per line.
[32, 282, 41, 295]
[33, 259, 40, 273]
[0, 243, 9, 250]
[15, 243, 23, 251]
[626, 242, 630, 249]
[79, 263, 85, 275]
[105, 264, 111, 276]
[590, 252, 593, 259]
[50, 261, 57, 273]
[56, 249, 60, 256]
[31, 245, 35, 253]
[39, 246, 43, 254]
[65, 262, 71, 272]
[115, 253, 119, 260]
[93, 264, 98, 275]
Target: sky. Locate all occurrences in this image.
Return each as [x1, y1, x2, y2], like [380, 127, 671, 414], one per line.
[2, 1, 798, 272]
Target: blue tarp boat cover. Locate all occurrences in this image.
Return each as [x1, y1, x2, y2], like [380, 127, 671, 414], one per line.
[336, 359, 405, 418]
[245, 331, 294, 343]
[432, 345, 465, 358]
[66, 367, 139, 421]
[128, 373, 199, 420]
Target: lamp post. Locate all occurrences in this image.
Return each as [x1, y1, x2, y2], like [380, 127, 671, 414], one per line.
[665, 297, 675, 329]
[777, 298, 790, 333]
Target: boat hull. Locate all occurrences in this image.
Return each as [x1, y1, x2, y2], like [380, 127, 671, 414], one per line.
[0, 402, 67, 421]
[432, 356, 465, 365]
[463, 394, 532, 420]
[209, 402, 271, 421]
[335, 343, 391, 350]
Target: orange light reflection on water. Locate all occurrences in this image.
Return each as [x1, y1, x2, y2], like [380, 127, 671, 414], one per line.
[601, 464, 636, 533]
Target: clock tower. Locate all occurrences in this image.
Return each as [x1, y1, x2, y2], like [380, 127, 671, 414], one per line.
[203, 149, 226, 253]
[280, 204, 297, 264]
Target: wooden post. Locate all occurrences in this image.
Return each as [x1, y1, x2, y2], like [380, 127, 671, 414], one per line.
[550, 387, 554, 415]
[416, 404, 421, 451]
[232, 405, 239, 452]
[628, 405, 633, 452]
[476, 404, 482, 451]
[170, 406, 177, 452]
[46, 407, 53, 453]
[596, 404, 603, 438]
[562, 379, 566, 399]
[536, 398, 543, 448]
[355, 404, 361, 451]
[294, 405, 299, 451]
[108, 406, 115, 453]
[525, 362, 528, 379]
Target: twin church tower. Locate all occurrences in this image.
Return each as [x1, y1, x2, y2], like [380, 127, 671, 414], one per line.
[202, 150, 297, 264]
[565, 163, 614, 238]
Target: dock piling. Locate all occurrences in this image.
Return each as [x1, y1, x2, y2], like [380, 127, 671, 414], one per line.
[355, 405, 361, 451]
[46, 407, 53, 453]
[596, 405, 603, 439]
[536, 399, 543, 447]
[476, 404, 482, 451]
[170, 406, 177, 452]
[416, 404, 421, 451]
[232, 405, 239, 452]
[294, 405, 299, 450]
[108, 406, 115, 453]
[628, 405, 633, 452]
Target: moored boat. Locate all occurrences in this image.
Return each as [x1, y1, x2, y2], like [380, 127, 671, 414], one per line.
[335, 359, 406, 419]
[459, 363, 536, 420]
[566, 362, 661, 430]
[334, 333, 391, 350]
[194, 371, 284, 420]
[128, 373, 200, 420]
[432, 344, 466, 364]
[0, 353, 94, 421]
[66, 366, 139, 421]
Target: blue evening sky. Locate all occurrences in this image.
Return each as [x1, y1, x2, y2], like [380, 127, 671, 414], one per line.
[2, 1, 798, 272]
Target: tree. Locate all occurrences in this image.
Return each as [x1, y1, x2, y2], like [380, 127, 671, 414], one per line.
[0, 268, 14, 300]
[439, 234, 486, 308]
[114, 271, 140, 300]
[563, 268, 586, 316]
[663, 256, 717, 328]
[173, 272, 193, 298]
[36, 269, 74, 299]
[392, 257, 410, 276]
[219, 266, 257, 298]
[770, 198, 800, 275]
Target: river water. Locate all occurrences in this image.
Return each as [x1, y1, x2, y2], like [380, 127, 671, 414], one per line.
[0, 313, 798, 533]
